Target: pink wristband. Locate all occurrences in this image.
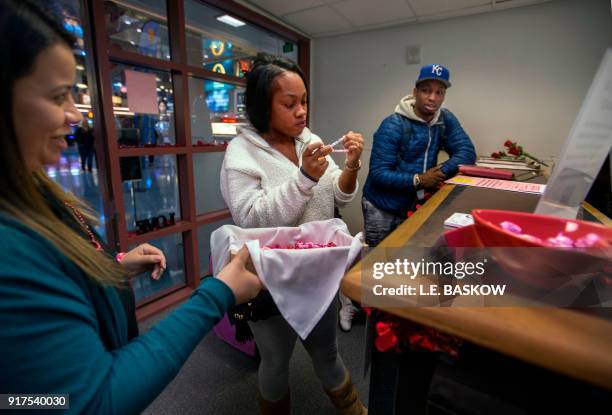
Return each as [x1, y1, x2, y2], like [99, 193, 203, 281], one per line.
[115, 252, 126, 263]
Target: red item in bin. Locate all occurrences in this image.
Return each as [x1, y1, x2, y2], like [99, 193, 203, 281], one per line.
[469, 209, 611, 289]
[471, 209, 612, 248]
[459, 165, 514, 180]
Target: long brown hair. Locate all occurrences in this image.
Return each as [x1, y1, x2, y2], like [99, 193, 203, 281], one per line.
[0, 0, 124, 286]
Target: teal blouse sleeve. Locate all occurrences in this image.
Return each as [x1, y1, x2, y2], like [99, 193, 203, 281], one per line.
[0, 223, 235, 414]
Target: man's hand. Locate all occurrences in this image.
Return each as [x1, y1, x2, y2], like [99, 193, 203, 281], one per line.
[418, 166, 446, 189]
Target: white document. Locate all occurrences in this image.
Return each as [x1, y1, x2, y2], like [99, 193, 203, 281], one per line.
[476, 162, 537, 171]
[536, 49, 612, 218]
[444, 212, 474, 228]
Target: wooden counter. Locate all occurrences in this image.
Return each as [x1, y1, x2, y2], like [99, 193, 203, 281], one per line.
[341, 184, 612, 390]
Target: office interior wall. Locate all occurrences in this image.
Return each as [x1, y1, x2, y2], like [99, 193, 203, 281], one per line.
[311, 0, 612, 233]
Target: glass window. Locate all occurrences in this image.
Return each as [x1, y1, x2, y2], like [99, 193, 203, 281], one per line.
[184, 0, 298, 76]
[41, 0, 107, 241]
[131, 233, 185, 302]
[122, 155, 181, 234]
[198, 218, 234, 276]
[110, 64, 176, 147]
[188, 77, 246, 145]
[194, 152, 227, 215]
[104, 0, 171, 61]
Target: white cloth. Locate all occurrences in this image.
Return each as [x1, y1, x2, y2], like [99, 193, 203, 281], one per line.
[211, 219, 363, 339]
[219, 125, 358, 228]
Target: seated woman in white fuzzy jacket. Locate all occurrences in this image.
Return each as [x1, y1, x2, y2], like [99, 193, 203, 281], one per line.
[219, 52, 366, 415]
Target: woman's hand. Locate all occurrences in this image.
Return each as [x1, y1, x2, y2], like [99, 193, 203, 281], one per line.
[119, 243, 167, 280]
[217, 246, 263, 304]
[343, 130, 364, 168]
[302, 142, 333, 181]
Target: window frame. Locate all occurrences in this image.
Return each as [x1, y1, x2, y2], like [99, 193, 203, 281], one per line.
[83, 0, 310, 318]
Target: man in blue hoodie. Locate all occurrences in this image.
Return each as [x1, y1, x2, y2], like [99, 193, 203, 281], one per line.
[362, 64, 476, 247]
[339, 65, 476, 332]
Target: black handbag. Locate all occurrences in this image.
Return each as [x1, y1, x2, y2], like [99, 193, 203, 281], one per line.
[227, 290, 280, 343]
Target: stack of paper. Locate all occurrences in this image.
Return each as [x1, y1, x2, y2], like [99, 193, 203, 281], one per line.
[444, 212, 474, 228]
[476, 157, 540, 171]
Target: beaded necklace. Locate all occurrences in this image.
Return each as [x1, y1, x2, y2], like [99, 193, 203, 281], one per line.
[64, 202, 103, 251]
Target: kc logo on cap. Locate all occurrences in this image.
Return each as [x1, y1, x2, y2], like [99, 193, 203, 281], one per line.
[416, 64, 451, 88]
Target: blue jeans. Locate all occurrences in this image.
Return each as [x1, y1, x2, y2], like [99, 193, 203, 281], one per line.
[361, 197, 405, 247]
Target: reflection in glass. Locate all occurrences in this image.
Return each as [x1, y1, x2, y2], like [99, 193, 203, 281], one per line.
[188, 77, 246, 145]
[42, 0, 106, 241]
[131, 233, 185, 302]
[198, 218, 234, 276]
[194, 153, 227, 215]
[110, 64, 176, 147]
[104, 0, 171, 60]
[122, 155, 181, 233]
[184, 0, 298, 76]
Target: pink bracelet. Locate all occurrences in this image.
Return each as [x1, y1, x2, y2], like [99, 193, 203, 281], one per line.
[115, 252, 126, 263]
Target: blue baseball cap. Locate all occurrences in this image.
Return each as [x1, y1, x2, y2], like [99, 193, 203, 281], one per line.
[416, 64, 451, 88]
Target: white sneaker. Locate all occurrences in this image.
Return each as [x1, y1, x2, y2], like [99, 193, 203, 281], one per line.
[339, 303, 358, 332]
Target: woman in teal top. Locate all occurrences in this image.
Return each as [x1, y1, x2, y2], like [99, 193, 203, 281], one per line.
[0, 1, 261, 413]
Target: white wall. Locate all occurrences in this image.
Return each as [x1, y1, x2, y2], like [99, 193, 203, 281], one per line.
[310, 0, 612, 234]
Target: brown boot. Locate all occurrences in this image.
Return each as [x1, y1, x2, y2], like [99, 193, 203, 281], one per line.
[325, 375, 368, 415]
[258, 391, 290, 415]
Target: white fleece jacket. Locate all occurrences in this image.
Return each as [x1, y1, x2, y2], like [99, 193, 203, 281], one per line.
[220, 125, 358, 228]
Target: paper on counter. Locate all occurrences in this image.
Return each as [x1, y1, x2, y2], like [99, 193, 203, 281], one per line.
[476, 162, 537, 171]
[444, 212, 474, 228]
[445, 175, 546, 194]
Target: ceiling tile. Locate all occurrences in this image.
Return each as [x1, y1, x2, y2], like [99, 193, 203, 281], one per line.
[408, 0, 491, 16]
[333, 0, 415, 27]
[247, 0, 326, 17]
[492, 0, 552, 11]
[417, 4, 492, 22]
[245, 0, 556, 38]
[284, 6, 353, 35]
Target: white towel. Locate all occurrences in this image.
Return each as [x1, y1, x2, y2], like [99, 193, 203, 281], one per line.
[211, 218, 363, 339]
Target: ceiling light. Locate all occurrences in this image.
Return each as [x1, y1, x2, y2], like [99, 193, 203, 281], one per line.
[216, 14, 245, 28]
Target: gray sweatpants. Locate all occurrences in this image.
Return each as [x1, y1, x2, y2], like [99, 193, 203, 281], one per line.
[249, 298, 348, 401]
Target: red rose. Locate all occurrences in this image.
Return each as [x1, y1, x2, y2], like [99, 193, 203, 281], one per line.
[508, 146, 521, 156]
[504, 140, 514, 147]
[375, 321, 399, 352]
[375, 331, 398, 352]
